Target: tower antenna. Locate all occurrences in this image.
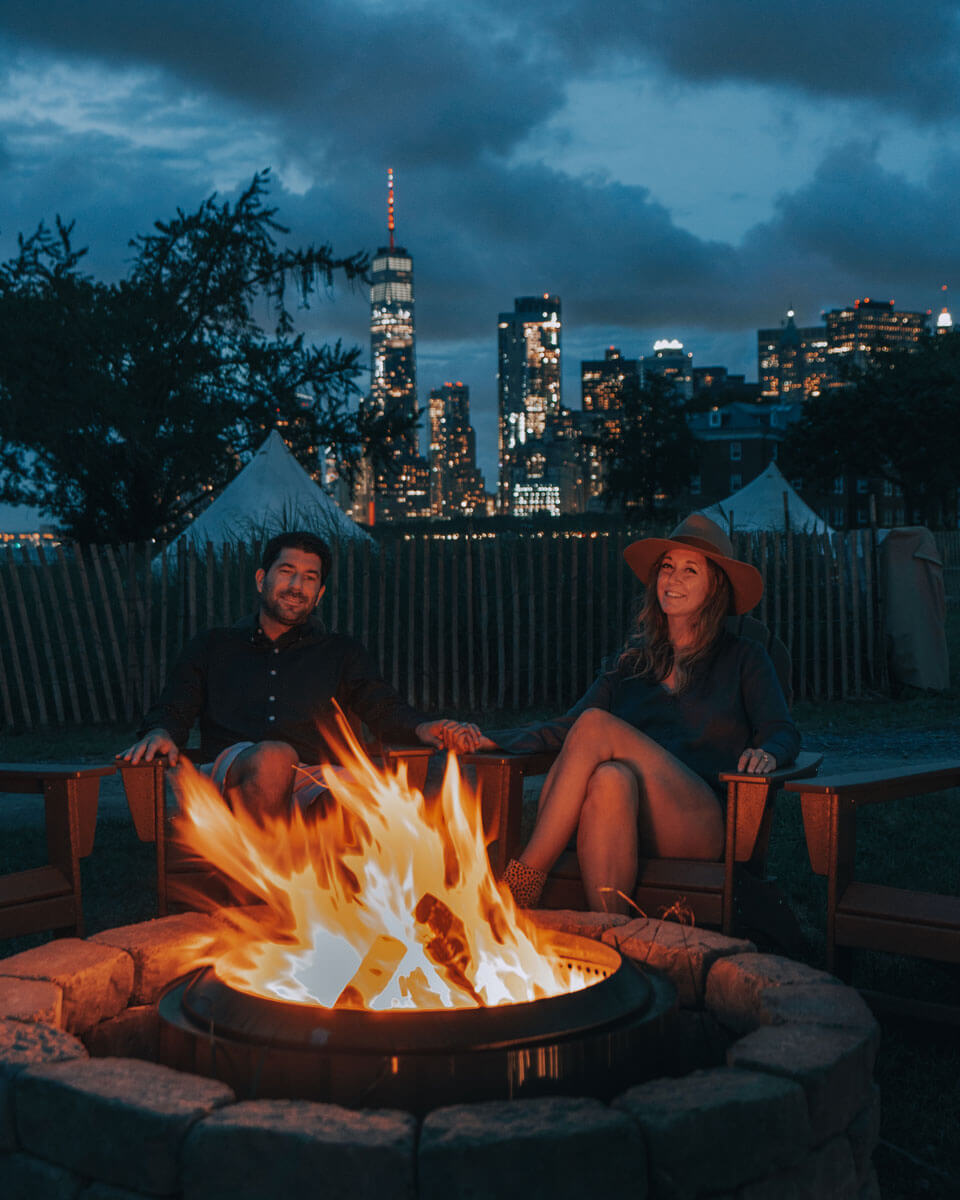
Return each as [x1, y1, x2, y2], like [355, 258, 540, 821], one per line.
[387, 167, 395, 250]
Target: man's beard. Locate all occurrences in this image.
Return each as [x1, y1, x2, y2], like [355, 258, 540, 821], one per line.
[260, 588, 313, 627]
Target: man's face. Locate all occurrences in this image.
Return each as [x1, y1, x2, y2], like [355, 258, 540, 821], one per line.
[256, 548, 325, 629]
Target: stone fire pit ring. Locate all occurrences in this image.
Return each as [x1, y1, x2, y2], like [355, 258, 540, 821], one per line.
[0, 910, 880, 1199]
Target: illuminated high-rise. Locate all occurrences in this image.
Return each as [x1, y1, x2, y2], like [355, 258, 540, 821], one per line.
[497, 294, 562, 512]
[359, 170, 431, 521]
[427, 382, 487, 517]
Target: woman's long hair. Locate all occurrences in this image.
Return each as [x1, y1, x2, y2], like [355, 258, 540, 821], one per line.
[617, 550, 732, 692]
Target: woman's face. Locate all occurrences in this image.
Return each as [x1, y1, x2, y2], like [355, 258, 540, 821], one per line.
[656, 548, 713, 621]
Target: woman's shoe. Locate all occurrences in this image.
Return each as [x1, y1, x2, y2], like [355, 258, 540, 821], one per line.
[502, 858, 547, 907]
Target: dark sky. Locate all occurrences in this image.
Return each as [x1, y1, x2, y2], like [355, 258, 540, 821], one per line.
[1, 0, 958, 512]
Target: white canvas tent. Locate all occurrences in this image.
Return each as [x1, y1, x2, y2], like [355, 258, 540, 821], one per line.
[701, 462, 832, 535]
[166, 430, 371, 556]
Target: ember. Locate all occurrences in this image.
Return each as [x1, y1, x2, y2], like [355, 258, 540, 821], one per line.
[169, 715, 593, 1010]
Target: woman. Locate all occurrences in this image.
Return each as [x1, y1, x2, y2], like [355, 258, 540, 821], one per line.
[481, 513, 800, 912]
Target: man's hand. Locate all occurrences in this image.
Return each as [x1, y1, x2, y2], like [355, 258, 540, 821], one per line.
[118, 728, 179, 766]
[737, 747, 777, 774]
[415, 720, 483, 753]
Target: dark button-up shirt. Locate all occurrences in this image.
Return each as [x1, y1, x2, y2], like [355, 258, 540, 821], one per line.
[490, 632, 800, 795]
[139, 613, 428, 763]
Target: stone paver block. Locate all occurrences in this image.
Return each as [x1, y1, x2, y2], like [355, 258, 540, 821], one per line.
[182, 1099, 416, 1200]
[738, 1136, 857, 1200]
[857, 1164, 881, 1200]
[91, 913, 225, 1004]
[669, 1008, 732, 1074]
[614, 1066, 810, 1198]
[0, 1018, 87, 1151]
[419, 1096, 645, 1200]
[0, 1149, 83, 1198]
[0, 939, 134, 1034]
[530, 909, 632, 940]
[705, 952, 842, 1033]
[846, 1083, 881, 1182]
[0, 976, 62, 1027]
[603, 918, 754, 1008]
[758, 985, 879, 1052]
[83, 1006, 160, 1062]
[727, 1024, 875, 1143]
[81, 1184, 158, 1199]
[15, 1056, 234, 1194]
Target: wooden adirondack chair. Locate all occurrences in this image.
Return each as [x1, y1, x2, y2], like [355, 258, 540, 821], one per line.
[464, 616, 822, 937]
[118, 729, 434, 915]
[785, 761, 960, 1011]
[0, 762, 115, 939]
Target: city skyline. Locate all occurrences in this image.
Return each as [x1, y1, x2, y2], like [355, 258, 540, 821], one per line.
[1, 2, 959, 512]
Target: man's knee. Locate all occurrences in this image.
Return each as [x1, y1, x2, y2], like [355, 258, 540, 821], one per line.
[228, 740, 298, 788]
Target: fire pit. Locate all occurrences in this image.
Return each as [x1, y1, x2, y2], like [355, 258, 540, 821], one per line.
[0, 731, 881, 1195]
[158, 932, 675, 1111]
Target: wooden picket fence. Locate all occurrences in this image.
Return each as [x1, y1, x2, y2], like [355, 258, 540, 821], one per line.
[0, 529, 889, 730]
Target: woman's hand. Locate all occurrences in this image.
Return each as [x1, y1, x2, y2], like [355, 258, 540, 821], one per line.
[416, 721, 483, 753]
[738, 747, 777, 774]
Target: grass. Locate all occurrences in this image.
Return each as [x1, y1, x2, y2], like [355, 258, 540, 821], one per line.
[2, 702, 959, 1196]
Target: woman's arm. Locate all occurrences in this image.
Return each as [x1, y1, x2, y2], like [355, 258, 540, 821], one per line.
[483, 668, 617, 753]
[739, 641, 801, 770]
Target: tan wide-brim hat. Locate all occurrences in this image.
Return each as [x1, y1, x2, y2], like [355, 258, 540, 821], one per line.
[623, 513, 763, 615]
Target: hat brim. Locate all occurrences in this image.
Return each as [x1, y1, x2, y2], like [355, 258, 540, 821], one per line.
[623, 537, 764, 616]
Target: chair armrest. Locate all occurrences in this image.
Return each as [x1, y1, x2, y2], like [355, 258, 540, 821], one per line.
[458, 750, 558, 776]
[116, 758, 168, 843]
[719, 750, 823, 787]
[784, 759, 960, 806]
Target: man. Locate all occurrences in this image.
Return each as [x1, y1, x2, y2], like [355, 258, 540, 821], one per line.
[120, 531, 480, 818]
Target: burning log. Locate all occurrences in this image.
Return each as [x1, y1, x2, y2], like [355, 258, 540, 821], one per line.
[334, 935, 407, 1009]
[415, 893, 485, 1007]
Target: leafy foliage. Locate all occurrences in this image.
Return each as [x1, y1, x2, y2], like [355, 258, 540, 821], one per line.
[782, 332, 960, 527]
[599, 374, 697, 515]
[0, 172, 407, 542]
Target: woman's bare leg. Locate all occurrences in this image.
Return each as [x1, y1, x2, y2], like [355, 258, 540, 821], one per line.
[520, 707, 723, 874]
[577, 761, 639, 913]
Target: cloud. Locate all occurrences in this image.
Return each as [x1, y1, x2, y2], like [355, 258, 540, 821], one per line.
[0, 1, 564, 164]
[501, 0, 960, 123]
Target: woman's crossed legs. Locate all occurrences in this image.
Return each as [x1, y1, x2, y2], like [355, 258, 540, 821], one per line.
[521, 708, 723, 912]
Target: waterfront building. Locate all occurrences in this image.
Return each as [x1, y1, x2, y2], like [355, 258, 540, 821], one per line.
[497, 295, 562, 511]
[355, 169, 432, 522]
[427, 382, 487, 517]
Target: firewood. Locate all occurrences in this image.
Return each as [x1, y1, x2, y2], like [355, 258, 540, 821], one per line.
[414, 893, 485, 1006]
[333, 934, 406, 1009]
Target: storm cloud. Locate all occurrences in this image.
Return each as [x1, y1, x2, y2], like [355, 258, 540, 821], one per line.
[1, 1, 958, 477]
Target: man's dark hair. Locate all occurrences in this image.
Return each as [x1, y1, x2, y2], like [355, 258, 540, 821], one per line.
[261, 532, 333, 581]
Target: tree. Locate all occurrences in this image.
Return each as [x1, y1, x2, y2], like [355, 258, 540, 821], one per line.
[600, 375, 697, 516]
[782, 332, 960, 528]
[0, 172, 411, 542]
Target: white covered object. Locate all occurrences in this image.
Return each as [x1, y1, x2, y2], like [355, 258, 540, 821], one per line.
[701, 463, 831, 535]
[167, 430, 370, 554]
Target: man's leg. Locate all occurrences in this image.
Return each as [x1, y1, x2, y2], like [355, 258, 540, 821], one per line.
[223, 740, 299, 821]
[523, 707, 723, 874]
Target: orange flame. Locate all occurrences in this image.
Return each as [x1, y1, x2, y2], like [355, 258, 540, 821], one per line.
[169, 717, 591, 1011]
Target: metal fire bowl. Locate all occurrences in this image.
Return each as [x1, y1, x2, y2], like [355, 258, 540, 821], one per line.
[158, 931, 677, 1111]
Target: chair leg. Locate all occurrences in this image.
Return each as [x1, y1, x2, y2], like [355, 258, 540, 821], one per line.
[44, 778, 84, 937]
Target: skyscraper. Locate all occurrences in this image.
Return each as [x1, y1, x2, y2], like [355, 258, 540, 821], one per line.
[497, 295, 562, 512]
[427, 382, 487, 517]
[759, 300, 930, 401]
[359, 170, 430, 521]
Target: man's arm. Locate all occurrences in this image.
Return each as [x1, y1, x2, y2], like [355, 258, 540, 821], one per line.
[338, 640, 480, 750]
[118, 631, 209, 762]
[117, 728, 180, 765]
